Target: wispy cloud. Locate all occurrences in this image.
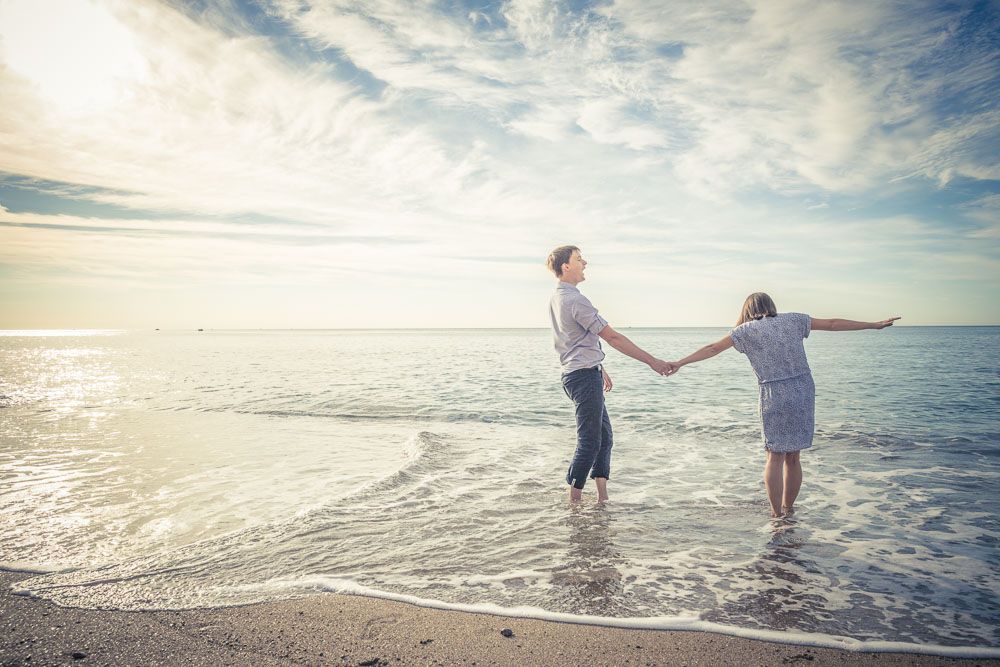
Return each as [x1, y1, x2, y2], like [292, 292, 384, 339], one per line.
[0, 0, 997, 326]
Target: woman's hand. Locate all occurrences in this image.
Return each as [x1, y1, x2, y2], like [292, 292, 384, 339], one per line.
[602, 366, 613, 392]
[872, 317, 901, 329]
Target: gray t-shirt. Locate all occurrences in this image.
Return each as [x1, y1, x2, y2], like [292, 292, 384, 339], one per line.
[549, 282, 608, 374]
[730, 312, 811, 383]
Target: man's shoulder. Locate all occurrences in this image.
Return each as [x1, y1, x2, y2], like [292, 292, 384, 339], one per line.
[560, 289, 596, 310]
[551, 285, 596, 320]
[552, 283, 580, 300]
[551, 289, 577, 309]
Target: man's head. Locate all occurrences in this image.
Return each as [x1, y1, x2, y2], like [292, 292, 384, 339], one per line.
[547, 245, 586, 284]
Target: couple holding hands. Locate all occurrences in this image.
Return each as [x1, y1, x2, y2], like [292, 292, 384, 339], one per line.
[547, 245, 899, 517]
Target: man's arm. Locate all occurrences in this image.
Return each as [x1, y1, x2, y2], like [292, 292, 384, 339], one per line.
[599, 325, 673, 375]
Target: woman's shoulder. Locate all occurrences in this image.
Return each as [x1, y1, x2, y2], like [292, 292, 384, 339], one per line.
[730, 319, 756, 339]
[775, 312, 811, 338]
[733, 312, 807, 333]
[753, 313, 803, 334]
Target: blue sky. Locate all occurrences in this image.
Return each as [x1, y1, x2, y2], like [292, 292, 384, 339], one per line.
[0, 0, 997, 328]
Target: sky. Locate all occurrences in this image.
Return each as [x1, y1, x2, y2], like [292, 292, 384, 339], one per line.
[0, 0, 997, 328]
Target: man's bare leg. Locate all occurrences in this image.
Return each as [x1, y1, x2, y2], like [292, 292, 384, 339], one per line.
[782, 451, 802, 513]
[764, 451, 785, 517]
[569, 486, 583, 501]
[594, 477, 608, 502]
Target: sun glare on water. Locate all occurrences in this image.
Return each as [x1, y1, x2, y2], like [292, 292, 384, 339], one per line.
[0, 0, 147, 116]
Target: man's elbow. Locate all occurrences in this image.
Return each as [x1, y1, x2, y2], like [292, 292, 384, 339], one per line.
[602, 334, 622, 349]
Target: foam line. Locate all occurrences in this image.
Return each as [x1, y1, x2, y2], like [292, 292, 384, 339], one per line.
[253, 577, 1000, 659]
[7, 569, 1000, 657]
[0, 562, 61, 575]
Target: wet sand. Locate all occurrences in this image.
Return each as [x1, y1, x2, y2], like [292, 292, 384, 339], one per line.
[2, 571, 997, 666]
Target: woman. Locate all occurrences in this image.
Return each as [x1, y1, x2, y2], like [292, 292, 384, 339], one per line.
[667, 293, 899, 518]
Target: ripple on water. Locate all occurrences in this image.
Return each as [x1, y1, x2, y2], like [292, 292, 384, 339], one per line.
[2, 329, 999, 652]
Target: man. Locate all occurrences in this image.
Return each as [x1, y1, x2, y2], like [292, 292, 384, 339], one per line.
[547, 245, 673, 502]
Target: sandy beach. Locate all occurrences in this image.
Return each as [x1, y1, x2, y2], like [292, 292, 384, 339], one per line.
[1, 572, 997, 666]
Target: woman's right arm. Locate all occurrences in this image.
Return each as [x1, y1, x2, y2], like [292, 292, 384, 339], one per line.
[811, 317, 900, 331]
[669, 335, 735, 373]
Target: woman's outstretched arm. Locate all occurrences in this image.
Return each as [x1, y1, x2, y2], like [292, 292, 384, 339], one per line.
[811, 316, 900, 331]
[668, 334, 735, 373]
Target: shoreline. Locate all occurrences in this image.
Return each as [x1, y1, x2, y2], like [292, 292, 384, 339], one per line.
[3, 572, 998, 666]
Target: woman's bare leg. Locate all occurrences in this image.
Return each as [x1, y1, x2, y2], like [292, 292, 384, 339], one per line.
[764, 451, 785, 517]
[782, 451, 802, 513]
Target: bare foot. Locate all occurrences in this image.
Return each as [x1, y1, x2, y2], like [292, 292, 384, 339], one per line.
[782, 505, 795, 515]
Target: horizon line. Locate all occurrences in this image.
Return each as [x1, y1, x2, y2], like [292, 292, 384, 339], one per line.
[1, 324, 998, 333]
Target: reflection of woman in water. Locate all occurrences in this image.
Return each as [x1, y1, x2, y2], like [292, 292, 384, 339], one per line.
[667, 293, 899, 518]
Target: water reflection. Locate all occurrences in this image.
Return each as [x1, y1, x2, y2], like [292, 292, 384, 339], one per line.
[707, 515, 844, 633]
[766, 515, 808, 553]
[548, 503, 629, 616]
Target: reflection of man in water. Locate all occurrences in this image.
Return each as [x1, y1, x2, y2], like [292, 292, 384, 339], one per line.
[547, 246, 672, 501]
[555, 505, 625, 615]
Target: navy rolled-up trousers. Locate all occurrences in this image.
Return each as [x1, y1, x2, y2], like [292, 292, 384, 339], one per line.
[561, 366, 613, 489]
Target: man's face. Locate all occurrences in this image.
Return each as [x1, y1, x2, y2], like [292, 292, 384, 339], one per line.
[561, 250, 587, 283]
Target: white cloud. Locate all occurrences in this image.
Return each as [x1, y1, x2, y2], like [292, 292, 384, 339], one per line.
[576, 97, 671, 150]
[0, 0, 495, 233]
[4, 0, 992, 219]
[0, 0, 149, 116]
[0, 0, 996, 326]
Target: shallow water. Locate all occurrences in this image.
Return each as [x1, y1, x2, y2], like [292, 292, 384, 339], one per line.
[1, 327, 998, 652]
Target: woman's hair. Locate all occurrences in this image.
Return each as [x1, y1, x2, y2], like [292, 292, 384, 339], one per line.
[546, 245, 579, 277]
[736, 292, 778, 326]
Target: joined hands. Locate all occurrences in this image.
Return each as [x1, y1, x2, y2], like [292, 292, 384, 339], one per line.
[650, 359, 679, 376]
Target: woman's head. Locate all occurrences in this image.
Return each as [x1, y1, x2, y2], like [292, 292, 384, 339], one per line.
[737, 292, 778, 326]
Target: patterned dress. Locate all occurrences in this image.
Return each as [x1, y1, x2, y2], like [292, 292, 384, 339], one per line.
[729, 313, 815, 452]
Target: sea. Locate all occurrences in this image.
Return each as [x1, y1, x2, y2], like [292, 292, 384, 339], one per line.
[1, 327, 998, 657]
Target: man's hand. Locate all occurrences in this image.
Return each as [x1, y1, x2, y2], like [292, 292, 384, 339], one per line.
[601, 366, 613, 392]
[649, 359, 677, 376]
